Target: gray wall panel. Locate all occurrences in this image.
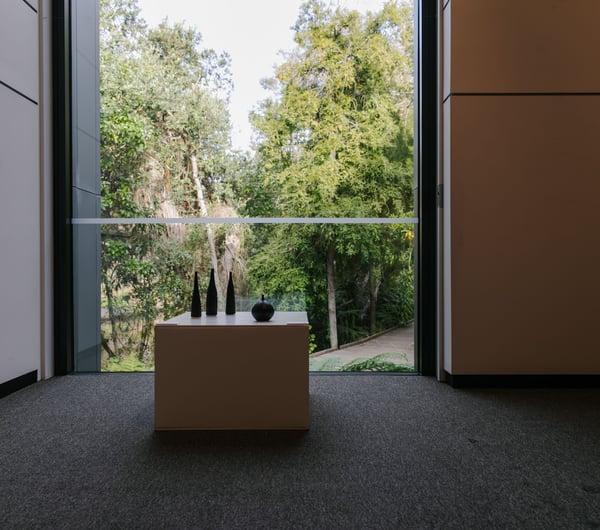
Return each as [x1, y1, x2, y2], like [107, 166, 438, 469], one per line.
[0, 60, 40, 384]
[74, 128, 101, 195]
[0, 0, 38, 102]
[75, 54, 99, 141]
[73, 188, 101, 371]
[72, 0, 101, 371]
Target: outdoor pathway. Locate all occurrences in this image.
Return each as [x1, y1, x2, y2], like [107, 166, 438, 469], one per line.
[309, 323, 414, 371]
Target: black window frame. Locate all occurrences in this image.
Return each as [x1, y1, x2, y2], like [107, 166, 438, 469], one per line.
[53, 0, 438, 375]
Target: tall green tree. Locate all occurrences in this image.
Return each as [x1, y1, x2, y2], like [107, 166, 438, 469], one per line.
[99, 0, 241, 366]
[250, 0, 414, 350]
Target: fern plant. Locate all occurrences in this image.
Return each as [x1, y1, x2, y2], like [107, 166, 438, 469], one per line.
[340, 354, 415, 373]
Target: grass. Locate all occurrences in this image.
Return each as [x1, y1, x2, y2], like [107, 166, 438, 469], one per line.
[103, 355, 153, 372]
[103, 351, 413, 373]
[340, 354, 415, 372]
[309, 352, 415, 372]
[308, 357, 345, 371]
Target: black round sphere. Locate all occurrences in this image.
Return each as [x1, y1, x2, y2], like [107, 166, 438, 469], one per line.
[252, 295, 275, 322]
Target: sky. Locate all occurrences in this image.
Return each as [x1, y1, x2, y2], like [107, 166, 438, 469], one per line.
[136, 0, 388, 152]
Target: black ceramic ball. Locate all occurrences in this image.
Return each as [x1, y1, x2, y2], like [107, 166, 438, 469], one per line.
[251, 295, 275, 322]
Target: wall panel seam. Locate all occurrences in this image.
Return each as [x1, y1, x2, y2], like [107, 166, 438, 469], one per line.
[77, 127, 99, 141]
[0, 80, 38, 105]
[22, 0, 37, 13]
[449, 92, 600, 97]
[72, 185, 101, 195]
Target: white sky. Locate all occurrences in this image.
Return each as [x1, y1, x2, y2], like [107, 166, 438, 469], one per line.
[136, 0, 388, 152]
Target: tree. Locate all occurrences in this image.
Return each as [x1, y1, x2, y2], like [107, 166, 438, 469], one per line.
[98, 0, 415, 365]
[99, 0, 242, 367]
[250, 0, 415, 350]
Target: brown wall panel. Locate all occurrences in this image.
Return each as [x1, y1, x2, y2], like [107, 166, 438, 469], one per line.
[449, 95, 600, 374]
[446, 0, 600, 94]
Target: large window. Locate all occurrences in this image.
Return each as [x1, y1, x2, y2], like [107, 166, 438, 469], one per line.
[55, 0, 437, 374]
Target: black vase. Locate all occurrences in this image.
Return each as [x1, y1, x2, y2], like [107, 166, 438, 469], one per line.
[251, 295, 274, 322]
[206, 268, 218, 315]
[191, 271, 202, 317]
[225, 272, 236, 315]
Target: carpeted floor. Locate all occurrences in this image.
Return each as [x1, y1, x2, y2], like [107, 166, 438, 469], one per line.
[1, 374, 600, 529]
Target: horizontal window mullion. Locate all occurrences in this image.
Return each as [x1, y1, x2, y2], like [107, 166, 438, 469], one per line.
[72, 217, 419, 225]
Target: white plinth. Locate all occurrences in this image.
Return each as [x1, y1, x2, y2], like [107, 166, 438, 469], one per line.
[154, 311, 309, 430]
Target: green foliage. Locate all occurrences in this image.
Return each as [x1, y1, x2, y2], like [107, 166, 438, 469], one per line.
[104, 354, 152, 372]
[249, 0, 415, 351]
[340, 354, 415, 372]
[99, 0, 242, 369]
[308, 357, 343, 371]
[98, 0, 416, 370]
[252, 0, 414, 216]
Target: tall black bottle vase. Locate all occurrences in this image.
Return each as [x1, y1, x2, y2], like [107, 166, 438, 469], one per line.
[225, 271, 236, 315]
[191, 271, 202, 317]
[206, 268, 218, 315]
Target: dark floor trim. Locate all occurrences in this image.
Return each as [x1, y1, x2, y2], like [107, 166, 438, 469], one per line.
[0, 370, 38, 399]
[445, 371, 600, 388]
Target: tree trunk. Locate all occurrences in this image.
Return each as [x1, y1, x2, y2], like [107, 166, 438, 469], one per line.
[191, 154, 221, 297]
[327, 242, 339, 350]
[369, 260, 378, 335]
[138, 322, 152, 363]
[103, 275, 119, 359]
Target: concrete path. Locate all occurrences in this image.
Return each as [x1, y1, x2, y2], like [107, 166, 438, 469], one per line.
[309, 323, 414, 371]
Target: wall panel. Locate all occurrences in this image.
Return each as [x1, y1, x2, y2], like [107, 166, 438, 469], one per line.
[448, 95, 600, 374]
[0, 0, 38, 102]
[447, 0, 600, 94]
[71, 0, 102, 371]
[0, 84, 40, 384]
[442, 0, 600, 377]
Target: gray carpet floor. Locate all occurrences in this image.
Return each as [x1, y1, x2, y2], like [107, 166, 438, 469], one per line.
[1, 374, 600, 529]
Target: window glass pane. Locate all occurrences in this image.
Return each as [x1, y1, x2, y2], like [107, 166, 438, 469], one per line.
[99, 0, 414, 221]
[79, 0, 417, 373]
[99, 222, 414, 372]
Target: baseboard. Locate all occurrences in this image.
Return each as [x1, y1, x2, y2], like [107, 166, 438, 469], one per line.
[445, 371, 600, 388]
[0, 370, 38, 399]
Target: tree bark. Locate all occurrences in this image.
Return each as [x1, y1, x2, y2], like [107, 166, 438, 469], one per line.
[327, 242, 339, 350]
[138, 322, 152, 363]
[191, 154, 221, 297]
[369, 260, 378, 335]
[103, 275, 119, 359]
